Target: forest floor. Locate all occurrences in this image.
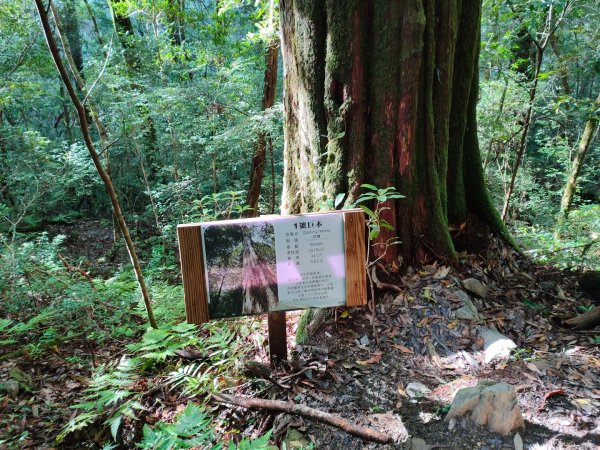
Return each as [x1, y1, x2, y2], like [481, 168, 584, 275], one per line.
[215, 236, 600, 449]
[1, 223, 598, 449]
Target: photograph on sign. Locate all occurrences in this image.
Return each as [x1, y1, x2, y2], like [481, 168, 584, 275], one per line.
[202, 220, 278, 319]
[200, 213, 346, 319]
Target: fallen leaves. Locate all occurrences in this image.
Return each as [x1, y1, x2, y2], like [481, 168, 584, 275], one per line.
[390, 344, 413, 354]
[538, 389, 566, 412]
[356, 351, 383, 366]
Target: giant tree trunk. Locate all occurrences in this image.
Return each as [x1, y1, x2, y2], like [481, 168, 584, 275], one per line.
[279, 0, 506, 264]
[555, 92, 600, 238]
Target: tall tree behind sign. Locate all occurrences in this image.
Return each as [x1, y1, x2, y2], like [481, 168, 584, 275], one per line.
[279, 0, 509, 264]
[242, 223, 278, 314]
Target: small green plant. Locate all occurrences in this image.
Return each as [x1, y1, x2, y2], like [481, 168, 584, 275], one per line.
[194, 191, 253, 221]
[349, 184, 404, 266]
[59, 321, 250, 444]
[138, 402, 273, 449]
[138, 402, 221, 449]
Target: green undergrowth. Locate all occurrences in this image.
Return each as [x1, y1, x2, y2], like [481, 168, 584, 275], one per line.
[514, 204, 599, 270]
[0, 231, 270, 447]
[138, 403, 272, 450]
[57, 320, 253, 445]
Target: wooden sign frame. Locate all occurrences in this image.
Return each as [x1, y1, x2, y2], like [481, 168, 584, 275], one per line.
[177, 209, 366, 362]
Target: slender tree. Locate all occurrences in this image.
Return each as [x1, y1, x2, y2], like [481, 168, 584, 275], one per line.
[246, 0, 279, 216]
[280, 0, 508, 264]
[555, 92, 600, 238]
[501, 1, 571, 221]
[34, 0, 157, 329]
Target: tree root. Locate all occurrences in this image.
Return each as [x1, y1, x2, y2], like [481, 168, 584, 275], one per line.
[370, 266, 402, 292]
[211, 393, 393, 444]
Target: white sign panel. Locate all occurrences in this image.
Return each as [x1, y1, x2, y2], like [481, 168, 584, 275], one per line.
[273, 213, 346, 310]
[199, 213, 346, 319]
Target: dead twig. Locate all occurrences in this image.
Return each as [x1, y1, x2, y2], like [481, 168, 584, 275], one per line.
[279, 365, 319, 382]
[211, 393, 393, 444]
[58, 253, 96, 291]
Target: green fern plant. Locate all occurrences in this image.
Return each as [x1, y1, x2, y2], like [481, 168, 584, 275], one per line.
[138, 402, 273, 450]
[58, 321, 251, 444]
[138, 402, 221, 450]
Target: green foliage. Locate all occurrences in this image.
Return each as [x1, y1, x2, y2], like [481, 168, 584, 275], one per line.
[350, 184, 405, 242]
[480, 0, 599, 268]
[59, 320, 251, 444]
[517, 204, 599, 270]
[138, 403, 220, 450]
[138, 402, 272, 450]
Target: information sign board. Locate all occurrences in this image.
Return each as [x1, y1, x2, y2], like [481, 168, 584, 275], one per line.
[177, 210, 366, 324]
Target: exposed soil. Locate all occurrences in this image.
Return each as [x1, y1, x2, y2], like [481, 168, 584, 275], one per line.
[218, 237, 599, 449]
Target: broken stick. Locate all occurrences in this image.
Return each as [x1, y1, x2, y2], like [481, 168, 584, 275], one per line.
[564, 306, 600, 330]
[211, 393, 393, 444]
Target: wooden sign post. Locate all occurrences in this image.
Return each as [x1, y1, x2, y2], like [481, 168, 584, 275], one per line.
[177, 209, 366, 365]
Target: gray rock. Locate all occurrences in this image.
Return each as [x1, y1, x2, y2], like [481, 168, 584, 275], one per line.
[368, 413, 408, 443]
[463, 278, 489, 298]
[455, 294, 481, 321]
[445, 381, 525, 436]
[405, 437, 429, 450]
[5, 380, 19, 398]
[358, 335, 370, 346]
[514, 432, 523, 450]
[480, 327, 517, 364]
[406, 381, 431, 399]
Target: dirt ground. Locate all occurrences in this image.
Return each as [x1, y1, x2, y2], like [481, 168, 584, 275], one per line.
[220, 240, 599, 449]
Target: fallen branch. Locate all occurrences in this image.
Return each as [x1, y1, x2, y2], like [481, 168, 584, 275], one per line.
[564, 306, 600, 330]
[211, 393, 393, 444]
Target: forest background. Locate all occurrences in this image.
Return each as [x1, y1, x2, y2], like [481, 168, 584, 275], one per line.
[0, 0, 598, 447]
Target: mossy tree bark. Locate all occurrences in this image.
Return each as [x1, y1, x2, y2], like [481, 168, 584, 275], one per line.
[279, 0, 506, 264]
[555, 92, 600, 238]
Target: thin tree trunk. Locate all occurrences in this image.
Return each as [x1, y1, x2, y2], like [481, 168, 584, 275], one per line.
[246, 38, 279, 217]
[212, 153, 218, 193]
[108, 0, 139, 70]
[61, 0, 84, 76]
[50, 1, 119, 242]
[555, 92, 600, 238]
[133, 139, 162, 233]
[482, 77, 509, 170]
[0, 110, 14, 207]
[83, 0, 106, 55]
[167, 0, 186, 46]
[501, 46, 543, 222]
[501, 2, 571, 222]
[549, 33, 571, 96]
[269, 137, 276, 214]
[34, 0, 157, 329]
